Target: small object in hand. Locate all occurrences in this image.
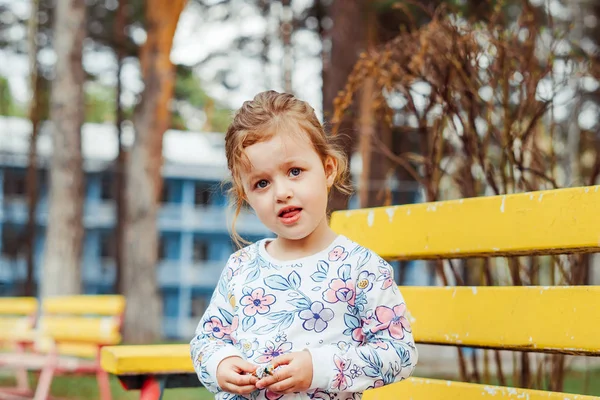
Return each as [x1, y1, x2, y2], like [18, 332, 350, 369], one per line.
[253, 363, 275, 379]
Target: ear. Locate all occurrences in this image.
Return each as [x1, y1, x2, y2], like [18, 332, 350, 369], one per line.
[324, 156, 338, 188]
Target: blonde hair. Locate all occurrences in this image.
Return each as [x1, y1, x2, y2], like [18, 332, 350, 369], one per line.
[224, 90, 352, 248]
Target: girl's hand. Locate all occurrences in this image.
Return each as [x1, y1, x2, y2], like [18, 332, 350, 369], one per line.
[256, 350, 313, 394]
[216, 356, 259, 395]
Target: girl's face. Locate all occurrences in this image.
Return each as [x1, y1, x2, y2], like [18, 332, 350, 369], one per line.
[240, 131, 336, 244]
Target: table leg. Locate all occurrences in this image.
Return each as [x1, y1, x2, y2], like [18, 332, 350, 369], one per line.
[139, 376, 166, 400]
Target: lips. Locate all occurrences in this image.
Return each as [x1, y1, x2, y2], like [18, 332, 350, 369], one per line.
[278, 207, 302, 224]
[278, 207, 302, 218]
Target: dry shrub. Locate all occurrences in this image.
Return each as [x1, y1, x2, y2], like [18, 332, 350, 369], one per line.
[333, 0, 600, 392]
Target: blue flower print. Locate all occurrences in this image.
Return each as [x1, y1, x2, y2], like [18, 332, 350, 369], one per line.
[299, 301, 334, 333]
[349, 364, 362, 379]
[274, 332, 287, 343]
[356, 270, 376, 293]
[236, 338, 259, 358]
[255, 340, 293, 363]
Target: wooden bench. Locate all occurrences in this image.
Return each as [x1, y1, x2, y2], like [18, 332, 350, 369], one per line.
[1, 295, 125, 400]
[100, 185, 600, 400]
[0, 297, 38, 397]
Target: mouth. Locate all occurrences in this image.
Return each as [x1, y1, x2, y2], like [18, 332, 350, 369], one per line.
[278, 207, 302, 224]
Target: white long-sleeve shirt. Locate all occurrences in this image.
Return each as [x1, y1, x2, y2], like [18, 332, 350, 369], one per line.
[190, 235, 418, 400]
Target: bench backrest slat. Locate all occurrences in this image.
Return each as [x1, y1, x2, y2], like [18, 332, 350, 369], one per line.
[42, 295, 125, 316]
[0, 297, 38, 315]
[0, 297, 38, 342]
[35, 295, 125, 356]
[330, 186, 600, 260]
[403, 286, 600, 354]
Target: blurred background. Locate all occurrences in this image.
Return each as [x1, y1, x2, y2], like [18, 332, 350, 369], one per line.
[1, 0, 600, 396]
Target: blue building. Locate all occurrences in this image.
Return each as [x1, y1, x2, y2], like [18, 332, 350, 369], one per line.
[0, 116, 423, 339]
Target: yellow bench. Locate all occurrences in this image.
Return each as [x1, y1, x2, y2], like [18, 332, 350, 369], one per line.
[0, 297, 38, 397]
[1, 295, 125, 400]
[100, 185, 600, 399]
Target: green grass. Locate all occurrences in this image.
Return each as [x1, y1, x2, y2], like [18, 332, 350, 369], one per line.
[1, 368, 599, 399]
[0, 373, 213, 400]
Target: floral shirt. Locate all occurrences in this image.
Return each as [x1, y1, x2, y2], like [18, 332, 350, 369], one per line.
[190, 235, 418, 400]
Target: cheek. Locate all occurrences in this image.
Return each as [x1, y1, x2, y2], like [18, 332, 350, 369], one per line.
[246, 194, 270, 214]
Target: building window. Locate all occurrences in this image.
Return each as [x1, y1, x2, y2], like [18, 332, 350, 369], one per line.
[99, 233, 115, 260]
[3, 170, 26, 199]
[194, 184, 211, 206]
[100, 173, 113, 201]
[160, 182, 171, 204]
[1, 224, 23, 258]
[158, 235, 168, 260]
[192, 239, 208, 262]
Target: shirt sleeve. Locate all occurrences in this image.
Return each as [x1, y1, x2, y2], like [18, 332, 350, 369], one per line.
[307, 252, 418, 392]
[190, 256, 244, 393]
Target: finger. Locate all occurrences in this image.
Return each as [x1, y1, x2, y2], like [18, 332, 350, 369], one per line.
[271, 353, 295, 368]
[223, 382, 257, 395]
[222, 373, 258, 395]
[266, 377, 296, 394]
[232, 359, 261, 374]
[256, 366, 290, 389]
[230, 372, 258, 387]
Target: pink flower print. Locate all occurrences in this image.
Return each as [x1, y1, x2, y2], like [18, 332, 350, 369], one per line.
[230, 249, 251, 272]
[332, 355, 352, 391]
[254, 340, 293, 364]
[369, 379, 385, 390]
[328, 245, 348, 262]
[323, 278, 355, 305]
[351, 326, 365, 343]
[240, 288, 275, 317]
[368, 340, 390, 350]
[371, 304, 411, 340]
[203, 316, 231, 339]
[377, 265, 394, 290]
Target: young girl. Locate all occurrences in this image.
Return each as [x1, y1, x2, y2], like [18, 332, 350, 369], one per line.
[190, 91, 417, 399]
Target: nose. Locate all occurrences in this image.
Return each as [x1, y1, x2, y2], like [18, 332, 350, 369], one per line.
[273, 179, 293, 202]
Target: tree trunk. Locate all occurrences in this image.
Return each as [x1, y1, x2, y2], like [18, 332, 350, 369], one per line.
[25, 0, 41, 296]
[281, 0, 293, 93]
[114, 0, 127, 295]
[323, 0, 366, 211]
[41, 0, 86, 298]
[122, 0, 186, 343]
[357, 3, 389, 208]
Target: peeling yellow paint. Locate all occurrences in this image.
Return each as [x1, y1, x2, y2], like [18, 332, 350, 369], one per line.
[330, 186, 600, 260]
[386, 208, 395, 223]
[402, 286, 600, 354]
[367, 211, 374, 227]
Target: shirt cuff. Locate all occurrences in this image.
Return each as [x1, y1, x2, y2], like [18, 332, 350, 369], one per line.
[204, 345, 245, 385]
[306, 346, 336, 391]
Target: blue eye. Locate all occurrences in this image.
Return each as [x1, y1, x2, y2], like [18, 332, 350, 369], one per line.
[255, 180, 269, 189]
[289, 168, 302, 177]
